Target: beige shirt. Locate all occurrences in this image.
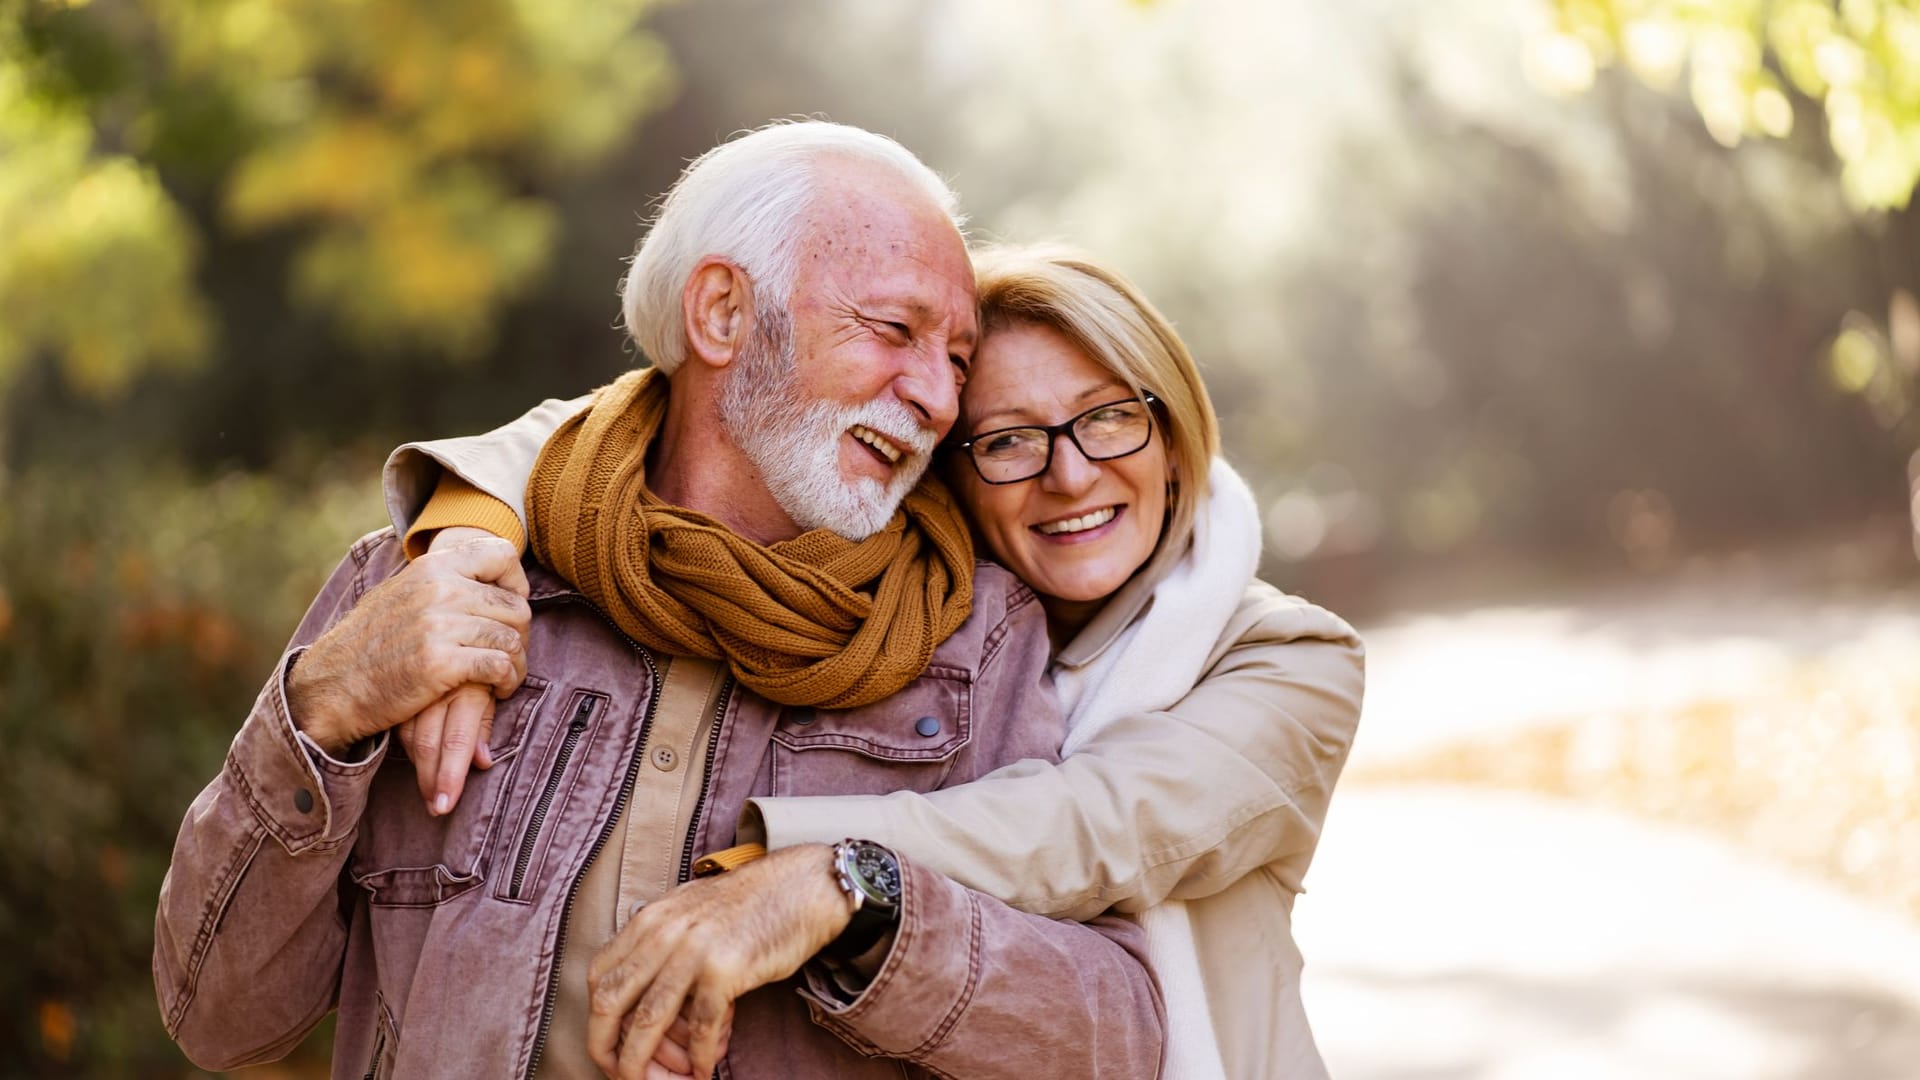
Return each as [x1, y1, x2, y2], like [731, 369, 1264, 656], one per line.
[538, 655, 729, 1079]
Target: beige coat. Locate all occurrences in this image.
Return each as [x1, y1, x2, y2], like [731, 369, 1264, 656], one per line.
[386, 401, 1366, 1079]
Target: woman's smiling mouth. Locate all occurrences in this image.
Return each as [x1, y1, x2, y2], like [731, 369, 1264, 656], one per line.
[1033, 505, 1122, 537]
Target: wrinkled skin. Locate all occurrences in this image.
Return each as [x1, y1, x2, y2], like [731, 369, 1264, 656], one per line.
[287, 536, 530, 783]
[587, 844, 858, 1080]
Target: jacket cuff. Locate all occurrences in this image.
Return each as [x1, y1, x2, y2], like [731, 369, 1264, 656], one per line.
[798, 856, 976, 1059]
[224, 648, 387, 856]
[402, 473, 528, 560]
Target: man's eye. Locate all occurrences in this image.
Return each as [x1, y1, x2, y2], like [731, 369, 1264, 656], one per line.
[876, 321, 911, 343]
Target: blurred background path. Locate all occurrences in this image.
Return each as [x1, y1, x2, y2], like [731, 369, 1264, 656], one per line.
[1299, 577, 1920, 1079]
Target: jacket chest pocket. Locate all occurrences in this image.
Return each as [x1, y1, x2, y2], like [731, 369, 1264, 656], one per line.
[492, 687, 616, 903]
[350, 676, 552, 907]
[769, 667, 972, 796]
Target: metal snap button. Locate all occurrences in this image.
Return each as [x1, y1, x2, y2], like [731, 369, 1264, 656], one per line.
[651, 745, 678, 771]
[914, 716, 941, 738]
[789, 708, 815, 726]
[293, 788, 315, 814]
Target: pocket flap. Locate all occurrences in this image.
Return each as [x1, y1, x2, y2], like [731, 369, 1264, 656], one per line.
[351, 863, 483, 908]
[771, 666, 971, 762]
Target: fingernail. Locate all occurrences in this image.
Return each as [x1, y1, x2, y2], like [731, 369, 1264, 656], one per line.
[433, 793, 451, 815]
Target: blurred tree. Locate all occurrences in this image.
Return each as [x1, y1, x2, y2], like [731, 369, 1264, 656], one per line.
[0, 0, 673, 451]
[1544, 0, 1920, 210]
[1541, 0, 1920, 549]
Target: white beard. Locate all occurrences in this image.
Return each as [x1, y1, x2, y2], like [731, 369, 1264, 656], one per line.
[719, 307, 936, 540]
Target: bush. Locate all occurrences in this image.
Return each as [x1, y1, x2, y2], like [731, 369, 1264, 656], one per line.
[0, 459, 384, 1077]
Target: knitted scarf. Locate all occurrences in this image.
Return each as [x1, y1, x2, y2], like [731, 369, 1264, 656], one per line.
[525, 368, 975, 709]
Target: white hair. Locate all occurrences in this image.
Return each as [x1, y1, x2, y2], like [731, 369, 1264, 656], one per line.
[619, 120, 964, 373]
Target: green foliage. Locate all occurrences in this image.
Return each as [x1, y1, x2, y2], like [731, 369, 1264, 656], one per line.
[0, 14, 209, 399]
[0, 0, 674, 406]
[0, 460, 384, 1075]
[1546, 0, 1920, 209]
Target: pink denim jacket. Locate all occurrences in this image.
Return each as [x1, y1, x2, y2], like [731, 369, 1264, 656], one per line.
[153, 529, 1165, 1078]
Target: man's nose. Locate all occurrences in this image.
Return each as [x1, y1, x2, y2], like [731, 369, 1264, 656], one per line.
[894, 349, 961, 436]
[1040, 433, 1101, 496]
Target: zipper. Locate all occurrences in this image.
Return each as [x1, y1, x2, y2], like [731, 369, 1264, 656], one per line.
[362, 1021, 387, 1080]
[676, 675, 735, 884]
[509, 693, 598, 899]
[524, 594, 661, 1080]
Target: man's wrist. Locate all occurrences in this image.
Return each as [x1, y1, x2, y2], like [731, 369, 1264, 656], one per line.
[822, 839, 902, 962]
[284, 649, 352, 755]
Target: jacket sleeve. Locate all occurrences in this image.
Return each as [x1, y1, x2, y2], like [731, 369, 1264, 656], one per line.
[802, 863, 1164, 1078]
[752, 581, 1365, 921]
[380, 393, 588, 557]
[799, 584, 1165, 1078]
[152, 532, 400, 1069]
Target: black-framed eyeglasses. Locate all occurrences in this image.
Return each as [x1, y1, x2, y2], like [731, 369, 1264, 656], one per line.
[953, 392, 1160, 485]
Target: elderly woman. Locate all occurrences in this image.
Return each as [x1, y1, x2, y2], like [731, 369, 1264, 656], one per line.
[385, 245, 1363, 1079]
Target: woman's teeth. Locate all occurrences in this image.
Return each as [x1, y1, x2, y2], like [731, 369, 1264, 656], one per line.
[850, 425, 902, 463]
[1035, 507, 1117, 535]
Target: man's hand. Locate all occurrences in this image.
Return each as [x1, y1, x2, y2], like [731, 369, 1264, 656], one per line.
[587, 844, 856, 1080]
[287, 534, 531, 768]
[643, 1007, 735, 1079]
[393, 526, 525, 815]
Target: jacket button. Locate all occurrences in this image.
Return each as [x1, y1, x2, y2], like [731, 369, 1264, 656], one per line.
[914, 716, 941, 738]
[788, 708, 815, 726]
[651, 746, 678, 772]
[293, 788, 314, 814]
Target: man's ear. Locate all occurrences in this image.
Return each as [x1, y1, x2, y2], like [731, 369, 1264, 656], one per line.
[681, 257, 755, 371]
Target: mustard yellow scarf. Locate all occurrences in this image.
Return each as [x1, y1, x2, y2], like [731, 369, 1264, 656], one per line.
[526, 368, 975, 709]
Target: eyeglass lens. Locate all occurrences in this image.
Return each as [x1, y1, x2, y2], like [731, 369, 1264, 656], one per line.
[972, 398, 1153, 483]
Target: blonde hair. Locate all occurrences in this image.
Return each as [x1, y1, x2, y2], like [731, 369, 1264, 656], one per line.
[620, 120, 963, 373]
[969, 243, 1220, 574]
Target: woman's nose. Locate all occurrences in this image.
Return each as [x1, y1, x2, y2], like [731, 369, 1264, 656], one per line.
[1041, 434, 1101, 495]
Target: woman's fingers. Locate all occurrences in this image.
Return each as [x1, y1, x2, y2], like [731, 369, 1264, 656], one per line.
[650, 1015, 694, 1075]
[404, 697, 450, 809]
[431, 684, 495, 812]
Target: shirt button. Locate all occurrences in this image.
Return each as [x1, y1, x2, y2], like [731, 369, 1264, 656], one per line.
[914, 716, 941, 738]
[651, 745, 678, 772]
[293, 788, 315, 814]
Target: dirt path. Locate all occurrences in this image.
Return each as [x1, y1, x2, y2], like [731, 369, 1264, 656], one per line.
[1295, 586, 1920, 1078]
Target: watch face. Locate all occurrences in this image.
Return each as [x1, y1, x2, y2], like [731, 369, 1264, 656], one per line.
[853, 843, 902, 905]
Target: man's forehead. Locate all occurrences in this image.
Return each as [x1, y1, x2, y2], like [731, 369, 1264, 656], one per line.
[814, 225, 976, 316]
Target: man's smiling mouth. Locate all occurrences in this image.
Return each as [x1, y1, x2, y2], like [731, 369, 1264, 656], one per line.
[850, 424, 905, 464]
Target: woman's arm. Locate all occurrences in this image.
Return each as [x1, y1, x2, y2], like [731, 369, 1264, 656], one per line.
[746, 580, 1364, 921]
[377, 405, 1366, 923]
[381, 394, 586, 557]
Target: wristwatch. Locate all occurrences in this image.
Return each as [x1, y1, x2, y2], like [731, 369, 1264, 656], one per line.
[825, 838, 902, 960]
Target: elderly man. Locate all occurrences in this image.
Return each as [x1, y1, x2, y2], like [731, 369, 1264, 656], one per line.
[153, 122, 1164, 1079]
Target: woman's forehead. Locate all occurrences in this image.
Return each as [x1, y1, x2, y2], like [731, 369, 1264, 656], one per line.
[964, 323, 1129, 427]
